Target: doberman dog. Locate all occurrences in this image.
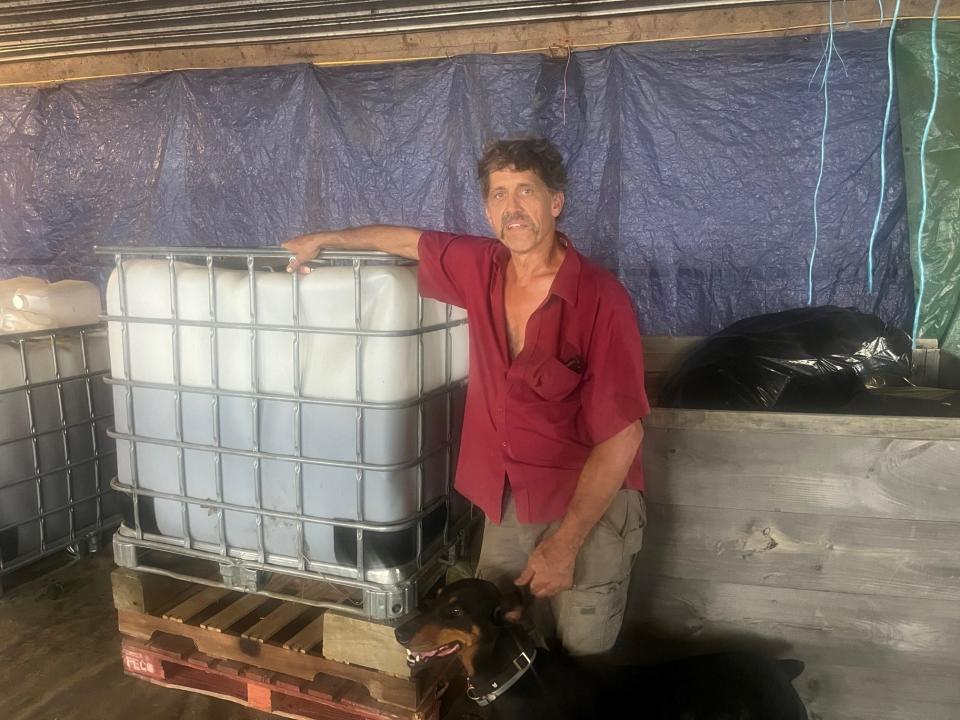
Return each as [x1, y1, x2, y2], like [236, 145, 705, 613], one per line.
[395, 579, 809, 720]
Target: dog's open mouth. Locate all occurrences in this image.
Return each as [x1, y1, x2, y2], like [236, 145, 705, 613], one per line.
[405, 641, 462, 665]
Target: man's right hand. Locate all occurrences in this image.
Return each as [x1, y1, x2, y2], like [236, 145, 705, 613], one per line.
[281, 226, 423, 269]
[282, 233, 326, 274]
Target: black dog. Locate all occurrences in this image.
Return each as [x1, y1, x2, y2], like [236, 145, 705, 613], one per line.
[395, 579, 809, 720]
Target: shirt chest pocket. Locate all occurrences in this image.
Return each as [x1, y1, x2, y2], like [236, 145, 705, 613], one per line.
[524, 351, 584, 402]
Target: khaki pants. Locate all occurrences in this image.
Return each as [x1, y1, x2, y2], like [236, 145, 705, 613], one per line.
[475, 488, 646, 656]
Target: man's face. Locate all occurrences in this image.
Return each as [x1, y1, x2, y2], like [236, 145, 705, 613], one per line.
[484, 167, 564, 254]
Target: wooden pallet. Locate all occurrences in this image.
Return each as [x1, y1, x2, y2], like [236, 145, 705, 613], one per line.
[121, 635, 442, 720]
[112, 567, 456, 713]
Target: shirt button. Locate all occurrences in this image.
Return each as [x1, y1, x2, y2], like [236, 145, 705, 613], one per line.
[501, 441, 508, 448]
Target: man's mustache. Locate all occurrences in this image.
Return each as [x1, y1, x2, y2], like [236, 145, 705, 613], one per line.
[501, 212, 533, 227]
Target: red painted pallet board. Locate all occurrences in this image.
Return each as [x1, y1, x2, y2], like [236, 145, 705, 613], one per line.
[121, 637, 441, 720]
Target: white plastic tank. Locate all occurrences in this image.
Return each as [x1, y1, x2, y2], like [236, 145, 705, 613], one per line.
[106, 258, 468, 572]
[0, 327, 116, 569]
[1, 278, 102, 334]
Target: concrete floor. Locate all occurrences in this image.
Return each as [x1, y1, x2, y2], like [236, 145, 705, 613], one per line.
[0, 550, 272, 720]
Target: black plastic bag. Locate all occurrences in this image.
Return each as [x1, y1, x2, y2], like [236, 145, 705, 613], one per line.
[659, 306, 913, 411]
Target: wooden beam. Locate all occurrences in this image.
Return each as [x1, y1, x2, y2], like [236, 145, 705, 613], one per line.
[322, 611, 412, 678]
[282, 615, 326, 654]
[3, 0, 957, 87]
[163, 586, 233, 624]
[111, 567, 192, 616]
[200, 593, 270, 633]
[242, 602, 309, 643]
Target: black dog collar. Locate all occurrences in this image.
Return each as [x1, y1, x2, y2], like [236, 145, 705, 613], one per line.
[466, 628, 538, 707]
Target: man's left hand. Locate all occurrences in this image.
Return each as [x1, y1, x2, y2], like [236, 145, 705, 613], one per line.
[515, 532, 580, 598]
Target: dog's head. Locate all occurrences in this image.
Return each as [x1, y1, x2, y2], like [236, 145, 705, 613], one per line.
[394, 578, 523, 674]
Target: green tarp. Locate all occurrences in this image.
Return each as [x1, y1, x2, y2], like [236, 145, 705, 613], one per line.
[896, 20, 960, 353]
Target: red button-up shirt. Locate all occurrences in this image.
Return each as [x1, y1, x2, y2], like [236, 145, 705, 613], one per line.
[417, 230, 650, 524]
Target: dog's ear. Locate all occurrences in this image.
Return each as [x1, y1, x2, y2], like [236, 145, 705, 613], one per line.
[490, 577, 525, 625]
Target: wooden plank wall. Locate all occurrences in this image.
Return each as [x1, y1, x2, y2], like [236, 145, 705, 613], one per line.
[625, 339, 960, 720]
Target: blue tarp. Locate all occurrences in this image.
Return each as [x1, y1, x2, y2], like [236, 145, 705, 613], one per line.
[0, 30, 912, 336]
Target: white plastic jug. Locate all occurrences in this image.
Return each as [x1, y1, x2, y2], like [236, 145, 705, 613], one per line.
[0, 276, 47, 310]
[0, 277, 49, 334]
[10, 280, 102, 330]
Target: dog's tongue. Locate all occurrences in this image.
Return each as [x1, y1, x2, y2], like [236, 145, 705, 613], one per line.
[419, 642, 459, 658]
[406, 642, 461, 664]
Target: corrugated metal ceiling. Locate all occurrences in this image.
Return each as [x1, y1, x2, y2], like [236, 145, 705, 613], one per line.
[0, 0, 795, 63]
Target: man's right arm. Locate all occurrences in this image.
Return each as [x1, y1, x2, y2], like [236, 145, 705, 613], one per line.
[282, 225, 423, 273]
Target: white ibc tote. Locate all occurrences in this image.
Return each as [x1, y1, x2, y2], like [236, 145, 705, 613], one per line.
[0, 323, 119, 587]
[102, 247, 470, 618]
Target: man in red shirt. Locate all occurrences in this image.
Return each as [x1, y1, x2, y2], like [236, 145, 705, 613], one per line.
[283, 138, 649, 656]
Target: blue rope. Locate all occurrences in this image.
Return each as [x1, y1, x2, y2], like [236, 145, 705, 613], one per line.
[912, 0, 942, 346]
[809, 40, 828, 90]
[832, 36, 849, 80]
[808, 26, 846, 93]
[809, 0, 835, 306]
[867, 0, 902, 294]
